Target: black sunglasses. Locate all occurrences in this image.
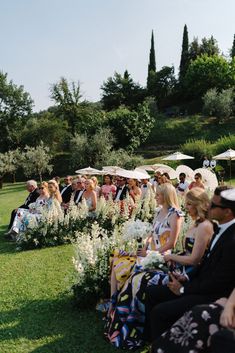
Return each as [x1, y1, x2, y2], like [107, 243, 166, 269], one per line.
[210, 201, 228, 209]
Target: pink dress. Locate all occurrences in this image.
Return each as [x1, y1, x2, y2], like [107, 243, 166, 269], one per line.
[100, 184, 116, 200]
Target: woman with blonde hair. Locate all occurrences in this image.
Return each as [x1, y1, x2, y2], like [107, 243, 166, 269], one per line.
[91, 176, 101, 198]
[105, 183, 184, 349]
[48, 179, 62, 203]
[82, 179, 97, 215]
[164, 187, 213, 267]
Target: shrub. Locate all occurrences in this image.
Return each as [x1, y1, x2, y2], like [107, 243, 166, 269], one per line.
[203, 88, 234, 119]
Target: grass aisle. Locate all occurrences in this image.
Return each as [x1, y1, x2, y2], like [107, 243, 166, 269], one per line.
[0, 183, 130, 353]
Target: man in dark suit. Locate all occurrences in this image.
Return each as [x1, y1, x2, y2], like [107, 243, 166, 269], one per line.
[5, 180, 40, 237]
[73, 177, 85, 205]
[145, 186, 235, 342]
[61, 176, 73, 209]
[114, 177, 128, 202]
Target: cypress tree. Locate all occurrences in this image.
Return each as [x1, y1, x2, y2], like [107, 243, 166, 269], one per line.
[179, 24, 189, 83]
[147, 30, 156, 94]
[231, 34, 235, 58]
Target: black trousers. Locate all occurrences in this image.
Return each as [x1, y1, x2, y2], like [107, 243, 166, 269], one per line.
[145, 285, 216, 342]
[8, 209, 17, 229]
[211, 329, 235, 353]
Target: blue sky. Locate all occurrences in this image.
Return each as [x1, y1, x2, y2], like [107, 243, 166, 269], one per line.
[0, 0, 234, 111]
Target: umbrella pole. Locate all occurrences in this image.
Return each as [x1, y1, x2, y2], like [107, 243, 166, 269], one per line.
[230, 159, 232, 184]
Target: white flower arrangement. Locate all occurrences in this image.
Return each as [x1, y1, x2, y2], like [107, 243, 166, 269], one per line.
[140, 250, 166, 271]
[122, 219, 152, 242]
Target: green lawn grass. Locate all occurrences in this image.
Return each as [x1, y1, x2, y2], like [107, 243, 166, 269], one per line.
[0, 183, 131, 353]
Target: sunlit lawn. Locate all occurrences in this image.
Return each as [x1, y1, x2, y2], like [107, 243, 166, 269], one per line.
[0, 183, 130, 353]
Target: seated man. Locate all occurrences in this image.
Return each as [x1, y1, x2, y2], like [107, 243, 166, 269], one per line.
[5, 180, 40, 239]
[175, 172, 189, 194]
[144, 186, 235, 342]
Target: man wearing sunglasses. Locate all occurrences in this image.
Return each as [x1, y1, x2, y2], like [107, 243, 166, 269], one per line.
[145, 186, 235, 344]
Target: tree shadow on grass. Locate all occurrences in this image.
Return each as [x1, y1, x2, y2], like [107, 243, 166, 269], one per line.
[0, 296, 117, 353]
[0, 184, 26, 195]
[0, 226, 18, 255]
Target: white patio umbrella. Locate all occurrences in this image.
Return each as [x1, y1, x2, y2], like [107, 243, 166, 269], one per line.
[117, 169, 150, 180]
[75, 166, 103, 175]
[194, 168, 218, 191]
[176, 165, 194, 182]
[213, 149, 235, 181]
[137, 164, 177, 179]
[162, 151, 194, 161]
[102, 166, 125, 175]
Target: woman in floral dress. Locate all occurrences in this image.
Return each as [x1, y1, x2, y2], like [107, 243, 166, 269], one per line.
[104, 187, 213, 350]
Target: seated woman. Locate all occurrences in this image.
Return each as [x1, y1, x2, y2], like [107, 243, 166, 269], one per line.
[105, 187, 213, 350]
[91, 176, 101, 198]
[189, 172, 205, 190]
[11, 181, 50, 234]
[46, 179, 63, 216]
[104, 183, 183, 349]
[128, 178, 142, 203]
[82, 179, 97, 216]
[164, 187, 213, 270]
[152, 288, 235, 353]
[100, 175, 116, 200]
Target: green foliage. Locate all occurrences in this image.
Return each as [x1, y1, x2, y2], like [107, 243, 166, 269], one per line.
[20, 112, 69, 152]
[50, 77, 82, 135]
[0, 72, 33, 152]
[70, 128, 114, 169]
[203, 88, 235, 119]
[188, 36, 220, 61]
[0, 149, 21, 178]
[231, 34, 235, 58]
[147, 30, 157, 94]
[184, 55, 234, 98]
[213, 135, 235, 154]
[21, 142, 53, 181]
[107, 102, 154, 151]
[181, 138, 215, 161]
[154, 66, 177, 107]
[104, 149, 144, 169]
[101, 71, 146, 111]
[179, 24, 189, 82]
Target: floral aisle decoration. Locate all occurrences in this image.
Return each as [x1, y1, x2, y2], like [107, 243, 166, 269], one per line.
[16, 190, 157, 250]
[72, 222, 124, 308]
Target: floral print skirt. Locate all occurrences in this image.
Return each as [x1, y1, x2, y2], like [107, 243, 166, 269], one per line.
[152, 303, 224, 353]
[104, 270, 168, 350]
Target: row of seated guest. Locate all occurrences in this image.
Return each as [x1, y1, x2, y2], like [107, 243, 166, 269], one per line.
[104, 185, 213, 350]
[4, 179, 63, 240]
[146, 186, 235, 353]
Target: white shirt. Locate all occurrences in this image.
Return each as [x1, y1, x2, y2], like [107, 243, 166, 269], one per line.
[210, 218, 235, 251]
[115, 185, 125, 201]
[177, 181, 189, 192]
[75, 190, 84, 204]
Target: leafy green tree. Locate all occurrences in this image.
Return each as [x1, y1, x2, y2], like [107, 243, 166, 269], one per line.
[107, 101, 154, 151]
[188, 36, 220, 62]
[231, 34, 235, 58]
[0, 149, 22, 187]
[0, 72, 33, 152]
[203, 88, 235, 119]
[70, 128, 114, 169]
[147, 30, 157, 95]
[154, 66, 177, 108]
[50, 77, 82, 136]
[101, 71, 146, 111]
[20, 111, 69, 152]
[184, 55, 234, 99]
[179, 25, 189, 83]
[21, 142, 53, 182]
